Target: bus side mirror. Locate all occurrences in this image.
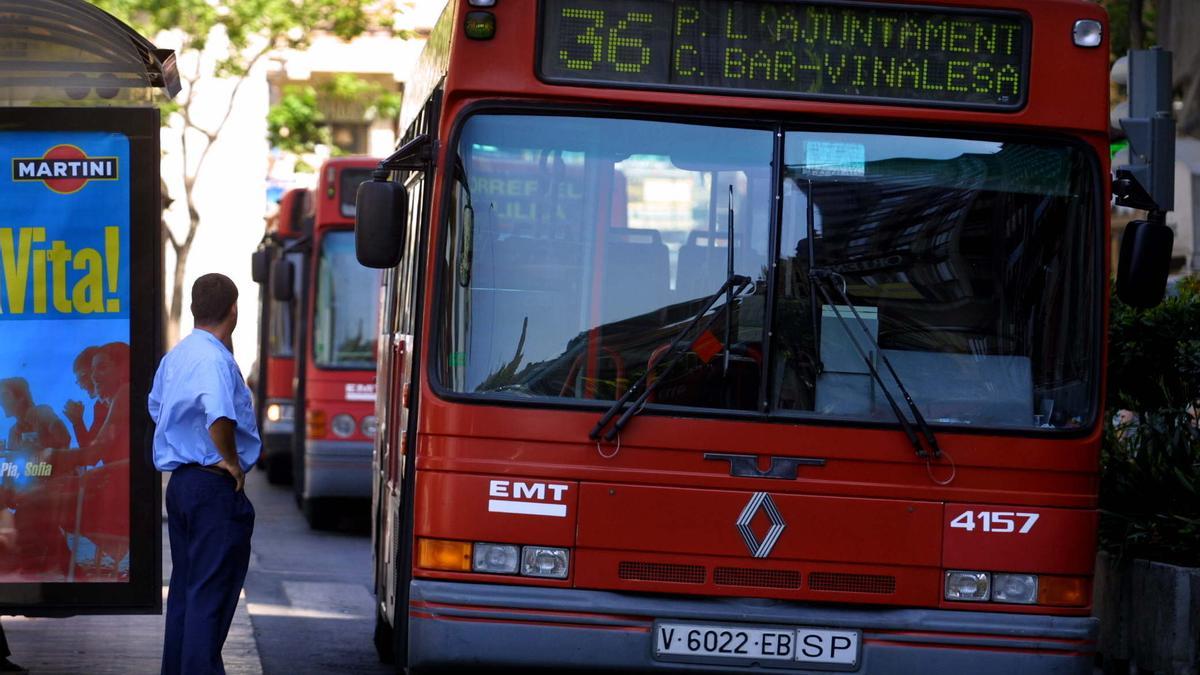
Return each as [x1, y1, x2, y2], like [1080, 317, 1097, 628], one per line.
[1116, 218, 1173, 309]
[355, 179, 407, 269]
[251, 248, 270, 284]
[271, 259, 295, 303]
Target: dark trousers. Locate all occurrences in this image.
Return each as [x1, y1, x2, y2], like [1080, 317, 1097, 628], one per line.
[162, 465, 254, 675]
[0, 621, 9, 659]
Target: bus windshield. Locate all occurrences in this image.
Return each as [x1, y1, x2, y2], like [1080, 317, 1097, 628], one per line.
[440, 114, 1100, 432]
[314, 230, 380, 370]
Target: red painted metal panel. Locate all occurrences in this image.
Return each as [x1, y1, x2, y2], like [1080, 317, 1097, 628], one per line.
[414, 471, 579, 547]
[414, 426, 1099, 509]
[312, 157, 377, 227]
[942, 503, 1098, 575]
[305, 377, 376, 441]
[264, 355, 293, 400]
[274, 188, 308, 238]
[577, 483, 941, 566]
[575, 548, 939, 607]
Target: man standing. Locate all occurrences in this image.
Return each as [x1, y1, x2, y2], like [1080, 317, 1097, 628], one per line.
[149, 273, 260, 675]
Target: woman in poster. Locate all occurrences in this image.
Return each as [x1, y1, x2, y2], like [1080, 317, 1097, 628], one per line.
[63, 346, 107, 449]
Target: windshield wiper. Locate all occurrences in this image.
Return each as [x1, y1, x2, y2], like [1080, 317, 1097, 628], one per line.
[809, 272, 940, 459]
[801, 179, 940, 459]
[589, 273, 752, 443]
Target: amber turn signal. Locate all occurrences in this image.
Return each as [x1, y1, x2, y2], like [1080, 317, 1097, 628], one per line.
[1038, 576, 1089, 607]
[306, 409, 326, 438]
[416, 538, 473, 572]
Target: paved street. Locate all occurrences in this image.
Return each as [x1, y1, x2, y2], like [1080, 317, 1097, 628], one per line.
[3, 470, 386, 674]
[241, 472, 386, 675]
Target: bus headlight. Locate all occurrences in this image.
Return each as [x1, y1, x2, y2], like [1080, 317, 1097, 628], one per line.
[944, 570, 990, 602]
[330, 414, 356, 438]
[993, 573, 1038, 604]
[266, 402, 294, 422]
[361, 415, 378, 438]
[521, 546, 569, 579]
[472, 543, 520, 574]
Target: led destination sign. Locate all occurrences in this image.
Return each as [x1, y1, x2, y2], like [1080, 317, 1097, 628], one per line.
[540, 0, 1029, 109]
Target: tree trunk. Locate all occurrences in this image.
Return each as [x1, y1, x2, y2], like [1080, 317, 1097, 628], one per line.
[1129, 0, 1145, 51]
[167, 237, 191, 346]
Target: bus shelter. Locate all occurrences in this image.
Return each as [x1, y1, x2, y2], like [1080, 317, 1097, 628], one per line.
[0, 0, 176, 614]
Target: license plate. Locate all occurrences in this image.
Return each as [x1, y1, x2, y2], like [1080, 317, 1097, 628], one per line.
[654, 621, 860, 669]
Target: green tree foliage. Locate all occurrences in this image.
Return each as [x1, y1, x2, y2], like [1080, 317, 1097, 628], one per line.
[267, 74, 402, 157]
[1098, 0, 1157, 61]
[89, 0, 387, 342]
[1102, 277, 1200, 565]
[267, 85, 329, 156]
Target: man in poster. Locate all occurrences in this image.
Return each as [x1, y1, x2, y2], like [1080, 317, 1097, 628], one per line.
[150, 273, 260, 675]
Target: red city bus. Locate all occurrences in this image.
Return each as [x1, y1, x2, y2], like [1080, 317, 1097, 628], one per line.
[275, 158, 381, 528]
[355, 2, 1173, 672]
[252, 187, 310, 484]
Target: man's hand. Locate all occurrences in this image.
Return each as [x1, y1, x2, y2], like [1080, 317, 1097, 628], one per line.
[216, 456, 245, 492]
[63, 400, 84, 424]
[209, 417, 244, 491]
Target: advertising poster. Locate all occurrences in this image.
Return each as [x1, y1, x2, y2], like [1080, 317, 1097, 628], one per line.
[0, 131, 131, 583]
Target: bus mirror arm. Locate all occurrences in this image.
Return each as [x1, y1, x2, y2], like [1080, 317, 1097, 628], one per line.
[377, 134, 436, 174]
[354, 135, 433, 269]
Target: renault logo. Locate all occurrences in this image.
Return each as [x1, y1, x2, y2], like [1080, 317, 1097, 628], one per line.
[736, 492, 786, 558]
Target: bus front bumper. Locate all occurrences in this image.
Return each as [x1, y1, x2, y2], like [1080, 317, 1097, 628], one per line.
[407, 580, 1096, 674]
[302, 439, 371, 499]
[260, 418, 293, 461]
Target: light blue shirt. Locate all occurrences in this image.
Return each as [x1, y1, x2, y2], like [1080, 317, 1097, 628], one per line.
[148, 329, 261, 472]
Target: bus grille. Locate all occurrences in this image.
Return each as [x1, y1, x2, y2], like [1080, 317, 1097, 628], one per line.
[618, 561, 705, 584]
[808, 572, 896, 594]
[713, 567, 802, 590]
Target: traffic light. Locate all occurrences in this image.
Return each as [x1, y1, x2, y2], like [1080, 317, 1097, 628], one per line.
[1113, 47, 1176, 309]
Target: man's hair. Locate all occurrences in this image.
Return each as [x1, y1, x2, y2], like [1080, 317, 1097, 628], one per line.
[191, 273, 239, 325]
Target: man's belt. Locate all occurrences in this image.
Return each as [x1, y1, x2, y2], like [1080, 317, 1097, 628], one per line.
[180, 463, 233, 478]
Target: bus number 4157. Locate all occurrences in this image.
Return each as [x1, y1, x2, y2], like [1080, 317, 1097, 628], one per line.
[950, 511, 1040, 534]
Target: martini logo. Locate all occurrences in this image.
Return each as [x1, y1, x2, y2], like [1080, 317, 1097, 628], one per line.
[12, 145, 118, 194]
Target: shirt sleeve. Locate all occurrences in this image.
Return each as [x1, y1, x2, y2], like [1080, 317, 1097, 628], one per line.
[197, 362, 239, 429]
[147, 366, 163, 423]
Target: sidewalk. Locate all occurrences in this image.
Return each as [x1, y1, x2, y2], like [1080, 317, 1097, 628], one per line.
[2, 515, 261, 673]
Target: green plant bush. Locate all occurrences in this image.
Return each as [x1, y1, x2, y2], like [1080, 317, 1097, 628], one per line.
[1101, 276, 1200, 565]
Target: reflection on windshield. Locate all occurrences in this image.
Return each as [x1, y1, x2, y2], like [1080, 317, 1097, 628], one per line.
[442, 115, 772, 411]
[314, 231, 379, 369]
[773, 133, 1098, 429]
[340, 168, 374, 218]
[440, 115, 1100, 431]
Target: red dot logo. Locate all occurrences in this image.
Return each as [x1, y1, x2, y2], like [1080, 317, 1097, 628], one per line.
[42, 145, 90, 194]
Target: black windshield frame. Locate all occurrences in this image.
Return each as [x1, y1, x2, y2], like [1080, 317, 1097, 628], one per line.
[428, 102, 1106, 438]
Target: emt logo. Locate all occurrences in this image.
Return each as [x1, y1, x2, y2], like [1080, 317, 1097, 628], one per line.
[12, 145, 118, 194]
[488, 479, 569, 518]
